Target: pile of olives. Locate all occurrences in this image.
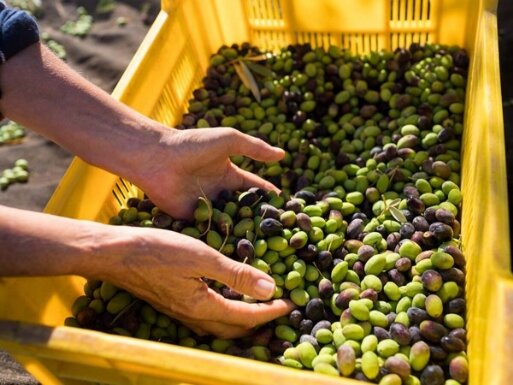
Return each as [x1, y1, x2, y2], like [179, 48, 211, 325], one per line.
[68, 42, 469, 384]
[0, 159, 29, 190]
[0, 121, 26, 145]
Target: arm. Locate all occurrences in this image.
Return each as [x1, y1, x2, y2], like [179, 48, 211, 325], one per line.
[0, 42, 284, 219]
[0, 205, 293, 338]
[0, 33, 294, 335]
[0, 42, 161, 184]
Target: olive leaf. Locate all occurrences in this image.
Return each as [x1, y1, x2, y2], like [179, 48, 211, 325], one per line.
[242, 53, 274, 61]
[389, 206, 407, 223]
[109, 300, 140, 326]
[380, 195, 406, 223]
[389, 198, 402, 207]
[245, 61, 275, 78]
[233, 61, 261, 102]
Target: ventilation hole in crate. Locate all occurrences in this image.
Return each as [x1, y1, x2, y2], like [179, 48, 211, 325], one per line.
[273, 30, 287, 51]
[341, 33, 380, 55]
[368, 34, 380, 52]
[315, 33, 322, 48]
[119, 178, 131, 194]
[271, 0, 283, 19]
[254, 30, 287, 52]
[295, 32, 306, 45]
[153, 87, 178, 127]
[341, 34, 350, 53]
[295, 31, 305, 45]
[322, 33, 334, 48]
[256, 30, 269, 50]
[114, 183, 124, 198]
[110, 178, 140, 218]
[248, 0, 283, 22]
[112, 188, 123, 208]
[404, 33, 411, 48]
[257, 0, 269, 20]
[420, 0, 431, 21]
[353, 35, 359, 53]
[310, 32, 317, 47]
[170, 51, 196, 106]
[114, 183, 127, 203]
[248, 0, 258, 20]
[152, 84, 179, 127]
[151, 47, 203, 128]
[363, 35, 369, 53]
[261, 0, 271, 19]
[263, 0, 282, 20]
[390, 33, 397, 50]
[391, 0, 431, 22]
[412, 32, 430, 46]
[414, 0, 423, 21]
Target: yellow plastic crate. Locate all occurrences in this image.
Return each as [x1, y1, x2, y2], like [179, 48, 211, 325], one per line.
[0, 0, 508, 384]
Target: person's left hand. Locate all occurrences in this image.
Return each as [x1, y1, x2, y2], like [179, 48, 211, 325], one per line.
[134, 127, 284, 219]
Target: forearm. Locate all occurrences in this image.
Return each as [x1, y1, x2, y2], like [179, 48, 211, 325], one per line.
[0, 205, 128, 278]
[0, 42, 168, 183]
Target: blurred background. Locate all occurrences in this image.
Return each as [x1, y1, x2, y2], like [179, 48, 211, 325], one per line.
[0, 0, 511, 384]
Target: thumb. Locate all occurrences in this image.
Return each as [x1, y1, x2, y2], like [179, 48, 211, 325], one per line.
[204, 255, 276, 301]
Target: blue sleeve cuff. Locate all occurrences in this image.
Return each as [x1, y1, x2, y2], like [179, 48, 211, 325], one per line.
[0, 7, 40, 63]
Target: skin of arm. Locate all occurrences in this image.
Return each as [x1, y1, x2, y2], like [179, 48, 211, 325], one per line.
[0, 205, 294, 337]
[0, 42, 282, 218]
[0, 43, 295, 336]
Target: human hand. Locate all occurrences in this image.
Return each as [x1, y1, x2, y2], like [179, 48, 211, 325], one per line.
[134, 127, 284, 219]
[101, 226, 294, 338]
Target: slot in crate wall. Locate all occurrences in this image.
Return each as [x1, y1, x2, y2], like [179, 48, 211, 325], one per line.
[0, 1, 509, 384]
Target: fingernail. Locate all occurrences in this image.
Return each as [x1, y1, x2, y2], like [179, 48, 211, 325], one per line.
[256, 278, 275, 299]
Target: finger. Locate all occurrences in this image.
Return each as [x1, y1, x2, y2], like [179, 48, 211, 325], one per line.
[220, 128, 285, 162]
[227, 164, 281, 194]
[182, 318, 253, 339]
[200, 252, 276, 301]
[201, 289, 295, 327]
[179, 321, 208, 337]
[170, 308, 252, 338]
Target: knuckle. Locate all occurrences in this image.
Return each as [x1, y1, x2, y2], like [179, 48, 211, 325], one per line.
[229, 262, 251, 292]
[221, 126, 238, 139]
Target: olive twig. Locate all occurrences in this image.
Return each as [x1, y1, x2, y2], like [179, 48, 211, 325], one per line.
[109, 299, 140, 327]
[217, 229, 230, 254]
[197, 182, 213, 236]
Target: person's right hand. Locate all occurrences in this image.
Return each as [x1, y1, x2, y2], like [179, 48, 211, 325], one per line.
[99, 226, 295, 338]
[131, 127, 284, 220]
